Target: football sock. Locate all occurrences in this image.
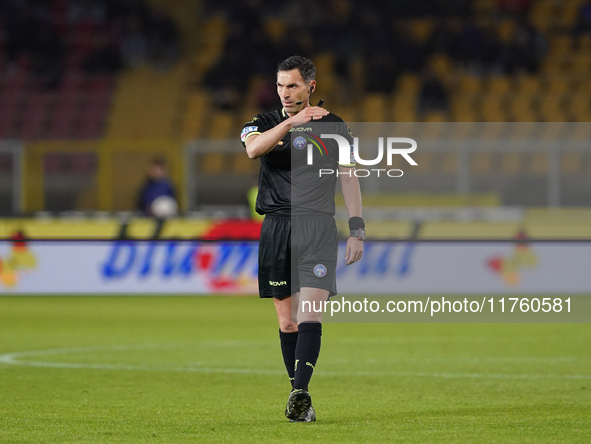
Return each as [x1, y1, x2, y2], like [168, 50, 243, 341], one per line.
[279, 329, 298, 388]
[293, 322, 322, 391]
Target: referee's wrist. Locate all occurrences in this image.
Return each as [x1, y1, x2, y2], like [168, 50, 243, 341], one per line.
[348, 217, 365, 241]
[348, 217, 365, 231]
[349, 228, 365, 241]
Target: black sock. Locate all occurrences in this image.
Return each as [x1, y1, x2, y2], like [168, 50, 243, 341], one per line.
[279, 329, 298, 388]
[293, 322, 322, 392]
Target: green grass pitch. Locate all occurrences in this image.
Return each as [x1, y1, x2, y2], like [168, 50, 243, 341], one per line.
[0, 296, 589, 443]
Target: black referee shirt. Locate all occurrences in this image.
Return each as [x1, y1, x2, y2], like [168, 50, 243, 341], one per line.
[241, 108, 354, 217]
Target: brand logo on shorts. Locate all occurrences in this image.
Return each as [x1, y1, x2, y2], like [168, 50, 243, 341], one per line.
[293, 136, 307, 150]
[314, 264, 327, 278]
[269, 280, 287, 286]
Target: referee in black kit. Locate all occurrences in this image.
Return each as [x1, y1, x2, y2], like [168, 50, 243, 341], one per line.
[241, 56, 365, 422]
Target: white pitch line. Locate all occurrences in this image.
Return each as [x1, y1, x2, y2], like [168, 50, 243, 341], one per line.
[0, 343, 589, 380]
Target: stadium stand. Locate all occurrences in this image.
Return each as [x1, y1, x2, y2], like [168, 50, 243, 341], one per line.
[1, 0, 590, 213]
[0, 0, 180, 141]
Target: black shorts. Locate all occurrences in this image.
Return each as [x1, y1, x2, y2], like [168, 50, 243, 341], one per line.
[258, 215, 338, 298]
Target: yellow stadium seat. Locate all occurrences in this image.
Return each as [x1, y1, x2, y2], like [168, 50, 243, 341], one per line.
[448, 122, 475, 138]
[561, 152, 583, 175]
[200, 153, 225, 174]
[473, 0, 496, 15]
[232, 152, 257, 174]
[530, 0, 554, 32]
[203, 18, 227, 42]
[480, 96, 506, 122]
[497, 20, 516, 42]
[330, 106, 356, 124]
[314, 54, 335, 76]
[392, 96, 417, 122]
[411, 20, 434, 43]
[478, 121, 508, 139]
[542, 122, 568, 139]
[470, 152, 492, 175]
[349, 59, 365, 91]
[429, 54, 453, 79]
[570, 54, 591, 74]
[541, 56, 566, 74]
[488, 76, 512, 96]
[528, 152, 548, 176]
[545, 78, 570, 96]
[458, 74, 483, 95]
[420, 121, 446, 138]
[411, 152, 433, 174]
[573, 79, 591, 94]
[362, 93, 387, 122]
[440, 152, 457, 174]
[395, 74, 420, 96]
[569, 96, 591, 121]
[208, 112, 236, 139]
[517, 75, 541, 96]
[560, 2, 580, 28]
[182, 92, 210, 139]
[539, 95, 567, 122]
[264, 19, 286, 42]
[566, 123, 591, 139]
[451, 95, 476, 122]
[548, 35, 572, 56]
[500, 153, 522, 175]
[240, 107, 259, 126]
[423, 111, 446, 122]
[508, 122, 538, 138]
[509, 95, 536, 121]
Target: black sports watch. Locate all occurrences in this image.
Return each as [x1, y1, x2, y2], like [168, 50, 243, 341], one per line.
[350, 229, 366, 240]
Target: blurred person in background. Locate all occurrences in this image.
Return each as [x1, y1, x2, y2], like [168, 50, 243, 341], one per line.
[147, 6, 180, 71]
[503, 20, 547, 74]
[572, 0, 591, 47]
[137, 157, 177, 218]
[418, 68, 449, 115]
[120, 14, 147, 68]
[83, 34, 123, 74]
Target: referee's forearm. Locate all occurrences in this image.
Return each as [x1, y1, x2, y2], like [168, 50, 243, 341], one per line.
[340, 174, 362, 218]
[245, 120, 292, 159]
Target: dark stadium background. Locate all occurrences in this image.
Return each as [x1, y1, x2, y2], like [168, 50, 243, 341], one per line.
[0, 2, 590, 443]
[0, 0, 590, 218]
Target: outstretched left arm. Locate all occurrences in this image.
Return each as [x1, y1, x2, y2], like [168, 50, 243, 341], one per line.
[339, 165, 364, 265]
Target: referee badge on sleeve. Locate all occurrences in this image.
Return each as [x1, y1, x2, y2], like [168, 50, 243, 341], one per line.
[241, 126, 258, 142]
[314, 264, 327, 278]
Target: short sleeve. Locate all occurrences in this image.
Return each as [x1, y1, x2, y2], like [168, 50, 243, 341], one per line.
[338, 121, 356, 167]
[240, 115, 266, 147]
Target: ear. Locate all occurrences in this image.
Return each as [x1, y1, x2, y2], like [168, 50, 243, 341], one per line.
[309, 81, 316, 94]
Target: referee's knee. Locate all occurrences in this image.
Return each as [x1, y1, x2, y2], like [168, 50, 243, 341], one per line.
[279, 322, 298, 333]
[297, 313, 323, 324]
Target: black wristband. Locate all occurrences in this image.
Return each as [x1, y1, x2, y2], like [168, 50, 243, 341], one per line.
[348, 217, 365, 231]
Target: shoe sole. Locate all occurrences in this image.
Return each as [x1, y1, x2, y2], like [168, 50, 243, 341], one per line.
[289, 414, 316, 423]
[286, 391, 311, 420]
